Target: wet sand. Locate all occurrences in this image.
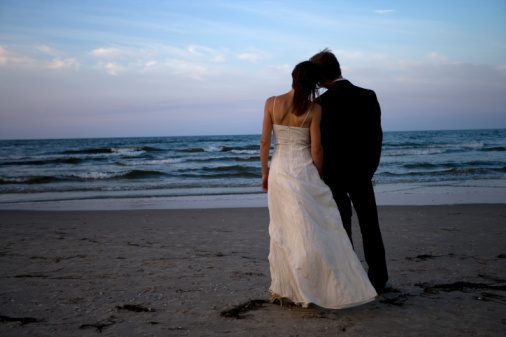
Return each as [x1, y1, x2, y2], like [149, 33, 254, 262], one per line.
[0, 205, 505, 336]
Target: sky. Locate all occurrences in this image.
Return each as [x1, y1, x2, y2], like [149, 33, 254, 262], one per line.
[0, 0, 505, 139]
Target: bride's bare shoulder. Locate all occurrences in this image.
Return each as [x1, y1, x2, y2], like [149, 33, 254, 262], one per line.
[264, 96, 276, 109]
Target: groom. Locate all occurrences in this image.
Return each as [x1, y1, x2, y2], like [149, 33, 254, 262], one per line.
[310, 49, 390, 293]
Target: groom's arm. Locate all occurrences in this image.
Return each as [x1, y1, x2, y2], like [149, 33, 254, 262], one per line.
[365, 91, 383, 179]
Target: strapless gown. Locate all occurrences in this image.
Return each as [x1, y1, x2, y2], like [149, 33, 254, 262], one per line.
[267, 124, 377, 309]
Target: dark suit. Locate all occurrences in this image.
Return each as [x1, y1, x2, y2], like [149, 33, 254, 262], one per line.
[318, 79, 388, 290]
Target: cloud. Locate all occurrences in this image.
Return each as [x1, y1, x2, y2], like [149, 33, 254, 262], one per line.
[90, 47, 153, 74]
[164, 59, 212, 80]
[374, 10, 396, 14]
[105, 62, 124, 75]
[0, 45, 79, 70]
[90, 47, 133, 59]
[211, 55, 226, 62]
[427, 52, 449, 63]
[188, 45, 227, 63]
[265, 64, 291, 76]
[333, 49, 364, 60]
[87, 44, 230, 78]
[238, 53, 261, 63]
[0, 45, 34, 66]
[88, 44, 229, 75]
[36, 45, 62, 56]
[188, 45, 205, 56]
[46, 58, 79, 70]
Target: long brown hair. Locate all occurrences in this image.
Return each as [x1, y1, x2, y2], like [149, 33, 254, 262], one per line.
[291, 61, 321, 116]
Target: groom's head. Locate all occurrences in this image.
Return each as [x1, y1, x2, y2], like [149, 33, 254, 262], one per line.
[310, 48, 341, 88]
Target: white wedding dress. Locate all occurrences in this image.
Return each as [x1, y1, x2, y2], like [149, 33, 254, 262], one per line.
[267, 101, 377, 309]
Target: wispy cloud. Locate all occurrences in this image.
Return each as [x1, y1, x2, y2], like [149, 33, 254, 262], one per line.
[0, 46, 33, 66]
[164, 59, 212, 80]
[427, 52, 449, 63]
[88, 44, 229, 77]
[265, 64, 291, 76]
[36, 45, 61, 56]
[0, 45, 78, 70]
[220, 2, 343, 30]
[145, 60, 157, 68]
[46, 58, 79, 70]
[211, 55, 226, 62]
[188, 45, 227, 63]
[90, 47, 133, 59]
[188, 45, 206, 56]
[374, 9, 396, 14]
[238, 53, 261, 63]
[105, 62, 124, 75]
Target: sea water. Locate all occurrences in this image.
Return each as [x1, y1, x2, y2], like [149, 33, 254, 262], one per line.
[0, 129, 504, 206]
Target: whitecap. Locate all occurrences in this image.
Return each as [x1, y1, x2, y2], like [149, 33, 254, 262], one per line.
[382, 148, 446, 156]
[70, 172, 116, 179]
[119, 159, 183, 166]
[460, 142, 484, 149]
[111, 148, 146, 157]
[231, 150, 258, 154]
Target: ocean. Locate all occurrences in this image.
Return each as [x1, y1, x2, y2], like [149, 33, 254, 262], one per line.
[0, 129, 505, 206]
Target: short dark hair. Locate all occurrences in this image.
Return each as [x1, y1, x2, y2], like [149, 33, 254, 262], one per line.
[309, 48, 341, 81]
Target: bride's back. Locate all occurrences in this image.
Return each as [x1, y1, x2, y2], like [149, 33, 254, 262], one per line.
[272, 93, 313, 128]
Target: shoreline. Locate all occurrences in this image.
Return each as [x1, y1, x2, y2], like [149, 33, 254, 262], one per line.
[0, 179, 504, 210]
[0, 205, 505, 336]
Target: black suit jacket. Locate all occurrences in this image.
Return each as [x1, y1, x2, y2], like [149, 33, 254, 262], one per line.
[318, 80, 382, 182]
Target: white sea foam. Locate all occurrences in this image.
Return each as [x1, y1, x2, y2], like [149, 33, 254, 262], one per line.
[231, 150, 258, 154]
[120, 159, 183, 166]
[111, 148, 146, 156]
[70, 172, 115, 179]
[383, 148, 446, 156]
[461, 142, 484, 149]
[1, 177, 28, 183]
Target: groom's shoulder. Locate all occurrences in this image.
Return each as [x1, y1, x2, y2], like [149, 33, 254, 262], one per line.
[349, 82, 375, 94]
[348, 83, 378, 99]
[323, 81, 376, 97]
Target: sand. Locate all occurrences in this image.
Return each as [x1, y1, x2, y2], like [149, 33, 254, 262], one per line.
[0, 205, 505, 336]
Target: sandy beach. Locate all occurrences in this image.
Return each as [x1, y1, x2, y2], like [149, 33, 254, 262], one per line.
[0, 205, 505, 336]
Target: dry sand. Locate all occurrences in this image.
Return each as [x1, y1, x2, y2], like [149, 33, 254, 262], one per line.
[0, 205, 505, 336]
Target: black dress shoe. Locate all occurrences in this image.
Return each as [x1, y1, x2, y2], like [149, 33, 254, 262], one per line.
[376, 282, 392, 294]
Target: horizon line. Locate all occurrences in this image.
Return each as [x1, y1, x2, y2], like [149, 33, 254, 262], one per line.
[1, 127, 505, 141]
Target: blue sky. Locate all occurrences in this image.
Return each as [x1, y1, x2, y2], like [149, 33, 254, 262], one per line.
[0, 0, 505, 139]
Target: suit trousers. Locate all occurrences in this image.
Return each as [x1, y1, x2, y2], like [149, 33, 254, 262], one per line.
[325, 178, 389, 290]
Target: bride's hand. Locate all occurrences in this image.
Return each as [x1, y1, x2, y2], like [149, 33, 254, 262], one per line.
[261, 175, 268, 193]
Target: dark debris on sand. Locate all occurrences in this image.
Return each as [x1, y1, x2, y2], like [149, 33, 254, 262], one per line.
[116, 304, 156, 312]
[79, 316, 118, 333]
[405, 253, 454, 261]
[0, 315, 44, 325]
[220, 299, 268, 319]
[379, 292, 412, 306]
[416, 281, 506, 294]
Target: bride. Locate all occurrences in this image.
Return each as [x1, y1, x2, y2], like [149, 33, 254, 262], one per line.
[260, 61, 377, 309]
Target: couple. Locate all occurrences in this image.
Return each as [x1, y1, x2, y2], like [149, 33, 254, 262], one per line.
[260, 48, 389, 309]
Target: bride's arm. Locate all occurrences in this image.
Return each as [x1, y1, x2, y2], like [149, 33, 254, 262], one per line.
[260, 97, 274, 192]
[310, 104, 324, 178]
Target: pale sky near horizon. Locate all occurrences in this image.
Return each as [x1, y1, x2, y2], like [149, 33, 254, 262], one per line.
[0, 0, 505, 139]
